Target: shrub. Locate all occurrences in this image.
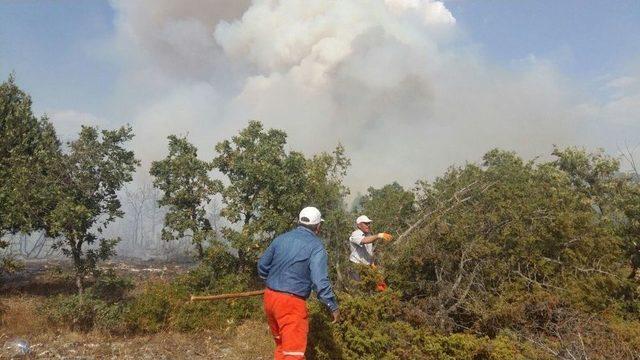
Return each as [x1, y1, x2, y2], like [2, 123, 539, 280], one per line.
[306, 291, 557, 359]
[88, 269, 133, 302]
[124, 281, 183, 333]
[172, 272, 262, 331]
[42, 294, 115, 332]
[125, 271, 262, 333]
[94, 301, 130, 334]
[202, 242, 238, 277]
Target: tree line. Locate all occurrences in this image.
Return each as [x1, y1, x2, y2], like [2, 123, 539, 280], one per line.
[0, 76, 353, 294]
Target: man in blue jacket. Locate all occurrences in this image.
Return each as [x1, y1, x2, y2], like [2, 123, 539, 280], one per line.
[258, 206, 339, 360]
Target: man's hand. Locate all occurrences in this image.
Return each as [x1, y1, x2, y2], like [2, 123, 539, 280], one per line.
[377, 232, 394, 243]
[331, 309, 340, 324]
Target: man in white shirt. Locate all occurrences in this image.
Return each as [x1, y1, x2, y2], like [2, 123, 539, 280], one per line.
[349, 215, 393, 272]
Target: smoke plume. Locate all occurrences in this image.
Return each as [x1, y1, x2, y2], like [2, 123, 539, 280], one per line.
[104, 0, 618, 192]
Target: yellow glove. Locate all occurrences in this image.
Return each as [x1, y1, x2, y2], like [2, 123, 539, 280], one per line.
[377, 232, 394, 243]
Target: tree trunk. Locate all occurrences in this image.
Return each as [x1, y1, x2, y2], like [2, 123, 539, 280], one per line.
[196, 242, 205, 260]
[71, 239, 84, 295]
[238, 249, 246, 273]
[76, 273, 84, 295]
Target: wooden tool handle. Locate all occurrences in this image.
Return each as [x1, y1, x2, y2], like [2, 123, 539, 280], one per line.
[190, 289, 266, 302]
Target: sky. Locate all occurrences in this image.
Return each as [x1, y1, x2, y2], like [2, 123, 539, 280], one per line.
[1, 0, 639, 194]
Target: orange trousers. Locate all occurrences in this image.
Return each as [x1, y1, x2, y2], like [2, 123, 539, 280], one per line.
[263, 288, 309, 359]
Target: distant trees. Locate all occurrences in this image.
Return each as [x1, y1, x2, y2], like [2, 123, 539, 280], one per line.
[124, 184, 152, 248]
[150, 135, 222, 260]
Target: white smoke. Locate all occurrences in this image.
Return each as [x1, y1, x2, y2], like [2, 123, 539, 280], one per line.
[105, 0, 633, 194]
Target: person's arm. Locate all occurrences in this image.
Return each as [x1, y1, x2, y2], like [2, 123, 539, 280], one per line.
[350, 232, 390, 245]
[257, 241, 275, 280]
[358, 234, 379, 244]
[309, 247, 339, 321]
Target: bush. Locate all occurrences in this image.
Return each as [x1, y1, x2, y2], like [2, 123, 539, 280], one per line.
[92, 301, 129, 334]
[124, 281, 183, 333]
[202, 242, 238, 277]
[42, 294, 98, 332]
[174, 271, 262, 331]
[125, 271, 262, 333]
[41, 293, 126, 333]
[88, 269, 133, 302]
[306, 291, 556, 359]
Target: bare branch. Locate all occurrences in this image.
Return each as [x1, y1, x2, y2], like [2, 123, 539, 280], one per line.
[396, 181, 497, 246]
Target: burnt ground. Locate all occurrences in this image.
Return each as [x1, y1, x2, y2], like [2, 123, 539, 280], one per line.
[1, 257, 195, 294]
[0, 258, 273, 359]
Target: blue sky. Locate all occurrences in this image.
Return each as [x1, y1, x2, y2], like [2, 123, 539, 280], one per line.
[0, 0, 639, 188]
[0, 0, 116, 115]
[450, 1, 640, 80]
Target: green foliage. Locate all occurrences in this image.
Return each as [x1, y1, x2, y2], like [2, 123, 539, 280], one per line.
[150, 135, 222, 259]
[126, 270, 261, 333]
[201, 241, 239, 276]
[304, 145, 352, 286]
[0, 252, 24, 275]
[124, 281, 187, 333]
[307, 292, 543, 360]
[93, 301, 131, 334]
[42, 294, 96, 332]
[551, 146, 620, 210]
[386, 149, 628, 334]
[42, 294, 121, 333]
[0, 75, 62, 236]
[0, 75, 61, 275]
[88, 270, 134, 303]
[213, 121, 351, 274]
[41, 271, 134, 334]
[213, 121, 308, 271]
[46, 125, 139, 294]
[356, 182, 415, 236]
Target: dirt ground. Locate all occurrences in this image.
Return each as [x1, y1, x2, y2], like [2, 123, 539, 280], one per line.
[0, 259, 273, 359]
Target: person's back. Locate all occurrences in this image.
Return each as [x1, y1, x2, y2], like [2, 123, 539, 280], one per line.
[259, 226, 334, 302]
[257, 206, 339, 360]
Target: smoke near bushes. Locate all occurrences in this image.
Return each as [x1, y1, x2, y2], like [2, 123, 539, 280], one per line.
[105, 0, 613, 192]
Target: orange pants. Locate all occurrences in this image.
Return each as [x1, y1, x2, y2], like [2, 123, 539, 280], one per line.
[264, 288, 309, 359]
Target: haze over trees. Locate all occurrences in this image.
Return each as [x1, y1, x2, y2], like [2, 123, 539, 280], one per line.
[1, 76, 139, 294]
[3, 75, 640, 357]
[150, 135, 221, 260]
[46, 125, 139, 294]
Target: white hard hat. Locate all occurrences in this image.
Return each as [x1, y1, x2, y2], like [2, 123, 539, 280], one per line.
[299, 206, 324, 225]
[356, 215, 372, 224]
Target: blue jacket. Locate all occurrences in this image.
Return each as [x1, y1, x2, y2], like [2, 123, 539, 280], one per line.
[257, 226, 338, 312]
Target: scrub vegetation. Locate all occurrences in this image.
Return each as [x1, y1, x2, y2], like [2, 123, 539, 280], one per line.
[2, 76, 640, 358]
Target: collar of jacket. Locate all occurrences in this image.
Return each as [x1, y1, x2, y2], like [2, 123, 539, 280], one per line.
[296, 225, 317, 236]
